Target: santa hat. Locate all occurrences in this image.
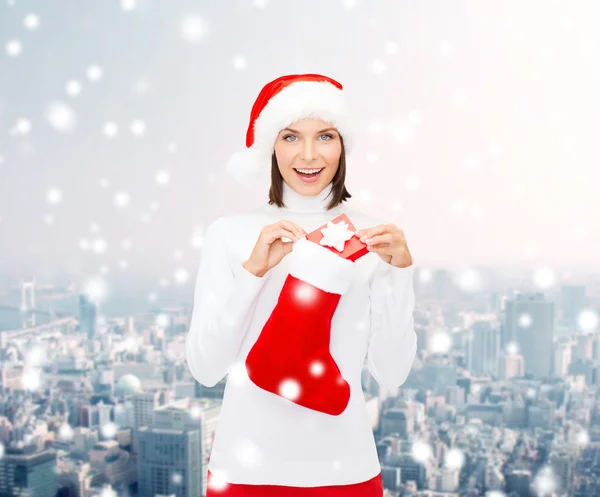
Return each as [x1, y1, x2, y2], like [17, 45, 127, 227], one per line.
[226, 73, 354, 187]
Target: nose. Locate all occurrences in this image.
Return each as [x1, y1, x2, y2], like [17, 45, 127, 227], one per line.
[299, 140, 318, 162]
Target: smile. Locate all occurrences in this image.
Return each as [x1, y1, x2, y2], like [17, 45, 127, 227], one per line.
[293, 168, 324, 183]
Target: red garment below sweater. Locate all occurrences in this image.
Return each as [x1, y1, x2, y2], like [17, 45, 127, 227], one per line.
[206, 470, 383, 496]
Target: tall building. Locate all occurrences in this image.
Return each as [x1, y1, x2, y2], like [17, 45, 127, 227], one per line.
[153, 398, 221, 497]
[549, 449, 573, 494]
[78, 294, 97, 340]
[499, 353, 525, 380]
[137, 425, 201, 497]
[553, 339, 572, 378]
[133, 391, 161, 430]
[466, 320, 500, 376]
[560, 285, 586, 326]
[505, 293, 554, 378]
[573, 332, 595, 362]
[132, 391, 162, 454]
[0, 446, 57, 497]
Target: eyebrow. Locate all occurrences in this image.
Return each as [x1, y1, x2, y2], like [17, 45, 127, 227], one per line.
[281, 127, 338, 134]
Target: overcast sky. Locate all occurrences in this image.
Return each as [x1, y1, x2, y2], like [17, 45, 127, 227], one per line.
[1, 0, 599, 304]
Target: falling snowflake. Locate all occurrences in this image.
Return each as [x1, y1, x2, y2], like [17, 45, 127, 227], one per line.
[155, 313, 170, 327]
[445, 447, 465, 469]
[533, 466, 556, 496]
[578, 309, 598, 331]
[232, 56, 247, 70]
[181, 15, 209, 43]
[532, 267, 556, 289]
[207, 470, 229, 492]
[59, 423, 74, 441]
[234, 438, 263, 469]
[130, 119, 146, 136]
[278, 379, 301, 401]
[22, 368, 42, 391]
[155, 170, 170, 185]
[454, 267, 483, 293]
[518, 313, 533, 328]
[65, 80, 82, 96]
[430, 332, 452, 354]
[411, 440, 432, 462]
[101, 422, 118, 439]
[189, 405, 202, 419]
[44, 101, 77, 132]
[83, 276, 107, 301]
[121, 0, 136, 11]
[506, 341, 519, 355]
[114, 191, 130, 207]
[86, 65, 103, 81]
[98, 485, 117, 497]
[11, 118, 32, 135]
[46, 187, 63, 204]
[577, 430, 589, 446]
[23, 13, 40, 30]
[103, 122, 118, 138]
[5, 39, 22, 57]
[310, 360, 325, 377]
[173, 268, 189, 284]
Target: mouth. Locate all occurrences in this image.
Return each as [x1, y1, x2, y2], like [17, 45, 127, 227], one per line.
[293, 167, 324, 183]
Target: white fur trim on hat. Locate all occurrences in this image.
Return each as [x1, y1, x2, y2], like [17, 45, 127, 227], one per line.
[227, 80, 354, 186]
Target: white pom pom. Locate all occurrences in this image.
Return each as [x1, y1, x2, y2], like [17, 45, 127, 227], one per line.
[226, 147, 270, 187]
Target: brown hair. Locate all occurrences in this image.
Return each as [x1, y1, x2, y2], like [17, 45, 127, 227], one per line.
[268, 135, 352, 211]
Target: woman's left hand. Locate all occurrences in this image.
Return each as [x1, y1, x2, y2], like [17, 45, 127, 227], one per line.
[355, 224, 413, 268]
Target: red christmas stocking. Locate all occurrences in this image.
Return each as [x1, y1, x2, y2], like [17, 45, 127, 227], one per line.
[245, 237, 356, 416]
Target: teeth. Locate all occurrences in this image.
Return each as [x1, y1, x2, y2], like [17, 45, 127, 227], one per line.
[296, 168, 323, 174]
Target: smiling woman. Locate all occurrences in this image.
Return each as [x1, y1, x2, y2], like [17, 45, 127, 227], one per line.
[188, 74, 402, 495]
[269, 119, 352, 211]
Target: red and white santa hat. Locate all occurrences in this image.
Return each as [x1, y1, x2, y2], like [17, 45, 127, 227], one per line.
[226, 73, 355, 186]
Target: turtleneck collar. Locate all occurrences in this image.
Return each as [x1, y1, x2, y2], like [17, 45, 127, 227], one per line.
[273, 180, 339, 214]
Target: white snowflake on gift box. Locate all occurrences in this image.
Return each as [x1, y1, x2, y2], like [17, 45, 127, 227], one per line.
[319, 220, 355, 252]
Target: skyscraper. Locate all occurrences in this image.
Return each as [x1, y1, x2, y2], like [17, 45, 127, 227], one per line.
[505, 293, 554, 378]
[78, 294, 97, 340]
[466, 320, 500, 376]
[0, 446, 57, 497]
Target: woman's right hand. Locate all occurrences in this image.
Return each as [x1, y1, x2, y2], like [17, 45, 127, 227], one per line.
[243, 220, 307, 277]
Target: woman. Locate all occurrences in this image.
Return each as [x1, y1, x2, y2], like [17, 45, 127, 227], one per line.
[186, 74, 417, 496]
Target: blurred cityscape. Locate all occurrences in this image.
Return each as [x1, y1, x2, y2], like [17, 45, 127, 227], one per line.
[0, 267, 599, 497]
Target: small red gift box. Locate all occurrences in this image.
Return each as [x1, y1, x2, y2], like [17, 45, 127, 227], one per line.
[306, 213, 369, 262]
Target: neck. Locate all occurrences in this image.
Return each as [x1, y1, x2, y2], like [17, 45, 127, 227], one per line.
[273, 181, 339, 214]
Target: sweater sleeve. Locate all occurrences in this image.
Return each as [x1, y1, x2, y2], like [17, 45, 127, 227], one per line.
[366, 259, 417, 391]
[185, 218, 269, 387]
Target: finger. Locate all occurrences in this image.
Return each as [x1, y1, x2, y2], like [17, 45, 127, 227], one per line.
[263, 227, 301, 244]
[276, 228, 302, 242]
[266, 223, 300, 241]
[278, 220, 306, 239]
[290, 221, 307, 237]
[367, 243, 394, 254]
[365, 233, 395, 246]
[358, 224, 389, 241]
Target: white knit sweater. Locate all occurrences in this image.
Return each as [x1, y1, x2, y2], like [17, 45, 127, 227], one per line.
[186, 181, 417, 487]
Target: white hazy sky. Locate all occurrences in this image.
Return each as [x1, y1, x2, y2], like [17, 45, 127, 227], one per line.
[1, 0, 599, 296]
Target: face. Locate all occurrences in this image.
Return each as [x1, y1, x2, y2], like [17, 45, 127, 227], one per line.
[273, 118, 342, 196]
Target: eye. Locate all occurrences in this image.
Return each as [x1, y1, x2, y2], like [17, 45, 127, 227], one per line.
[282, 134, 334, 142]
